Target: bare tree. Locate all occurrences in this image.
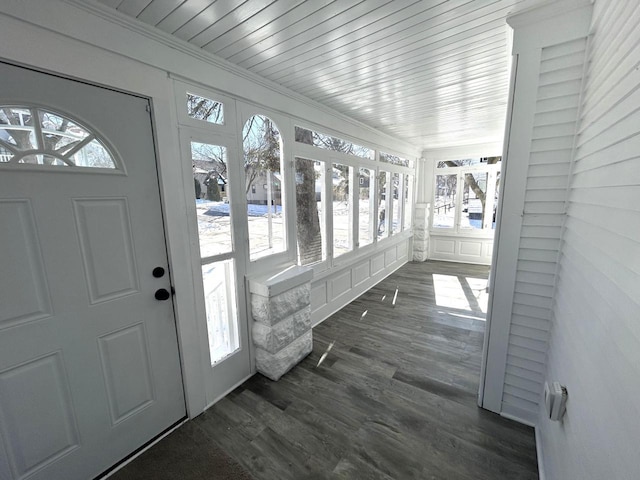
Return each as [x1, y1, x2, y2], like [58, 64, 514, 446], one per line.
[243, 116, 281, 195]
[295, 128, 323, 265]
[442, 157, 501, 224]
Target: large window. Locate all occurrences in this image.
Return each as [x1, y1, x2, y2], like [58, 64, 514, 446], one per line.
[404, 174, 413, 230]
[433, 158, 501, 232]
[377, 170, 390, 239]
[191, 141, 232, 257]
[332, 163, 353, 258]
[461, 172, 488, 230]
[359, 168, 374, 247]
[295, 157, 326, 266]
[189, 140, 241, 364]
[391, 172, 402, 234]
[243, 115, 285, 261]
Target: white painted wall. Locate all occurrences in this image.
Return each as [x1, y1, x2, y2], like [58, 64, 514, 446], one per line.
[481, 0, 593, 425]
[537, 0, 640, 478]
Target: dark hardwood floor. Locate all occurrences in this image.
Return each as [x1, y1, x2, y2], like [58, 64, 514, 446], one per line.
[115, 260, 538, 480]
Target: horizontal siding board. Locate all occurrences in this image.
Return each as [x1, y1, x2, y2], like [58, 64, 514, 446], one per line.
[506, 353, 546, 374]
[512, 303, 552, 321]
[539, 51, 587, 74]
[569, 185, 640, 211]
[514, 281, 555, 298]
[502, 393, 539, 415]
[526, 176, 571, 189]
[532, 122, 577, 140]
[533, 107, 580, 127]
[503, 384, 540, 404]
[559, 243, 640, 327]
[510, 324, 549, 343]
[517, 247, 559, 263]
[540, 37, 587, 60]
[506, 344, 547, 364]
[580, 82, 640, 143]
[519, 225, 563, 240]
[513, 291, 553, 309]
[523, 201, 566, 215]
[575, 109, 640, 159]
[515, 271, 556, 287]
[567, 202, 640, 243]
[527, 163, 571, 178]
[534, 94, 580, 113]
[529, 149, 573, 165]
[511, 314, 551, 333]
[563, 219, 640, 286]
[538, 65, 584, 87]
[530, 136, 575, 153]
[571, 156, 640, 187]
[537, 79, 583, 100]
[573, 133, 640, 176]
[505, 363, 544, 384]
[504, 372, 543, 395]
[518, 237, 561, 251]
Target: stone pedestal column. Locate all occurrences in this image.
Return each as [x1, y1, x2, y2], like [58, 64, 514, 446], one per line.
[412, 202, 430, 262]
[249, 266, 313, 381]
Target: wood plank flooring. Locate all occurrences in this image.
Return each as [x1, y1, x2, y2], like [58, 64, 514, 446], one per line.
[117, 260, 539, 479]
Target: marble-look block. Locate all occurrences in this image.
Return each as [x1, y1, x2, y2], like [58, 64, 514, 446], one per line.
[251, 283, 310, 326]
[252, 306, 311, 354]
[256, 331, 313, 381]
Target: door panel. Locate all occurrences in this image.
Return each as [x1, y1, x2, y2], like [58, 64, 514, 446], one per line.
[0, 62, 185, 480]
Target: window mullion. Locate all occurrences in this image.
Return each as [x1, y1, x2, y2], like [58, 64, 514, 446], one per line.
[350, 164, 357, 249]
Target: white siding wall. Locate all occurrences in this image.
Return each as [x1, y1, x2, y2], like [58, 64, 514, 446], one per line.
[538, 1, 640, 478]
[501, 38, 588, 422]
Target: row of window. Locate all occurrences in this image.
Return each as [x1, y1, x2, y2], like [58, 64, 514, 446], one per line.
[185, 89, 415, 268]
[181, 86, 415, 365]
[432, 158, 502, 233]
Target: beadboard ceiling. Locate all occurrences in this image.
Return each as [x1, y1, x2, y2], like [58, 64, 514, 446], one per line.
[96, 0, 543, 150]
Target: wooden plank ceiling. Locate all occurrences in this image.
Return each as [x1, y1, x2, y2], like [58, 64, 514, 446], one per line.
[96, 0, 543, 150]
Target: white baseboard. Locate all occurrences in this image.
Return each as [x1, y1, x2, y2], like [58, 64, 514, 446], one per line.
[535, 426, 546, 480]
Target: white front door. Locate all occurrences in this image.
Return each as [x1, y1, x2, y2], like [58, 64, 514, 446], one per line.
[0, 62, 185, 480]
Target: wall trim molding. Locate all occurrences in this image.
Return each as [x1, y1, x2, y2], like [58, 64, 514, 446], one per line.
[535, 426, 546, 480]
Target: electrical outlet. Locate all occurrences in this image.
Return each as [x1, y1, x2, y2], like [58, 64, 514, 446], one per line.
[544, 381, 568, 421]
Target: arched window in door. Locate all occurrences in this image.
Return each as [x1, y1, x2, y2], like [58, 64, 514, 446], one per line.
[243, 115, 286, 261]
[0, 106, 117, 169]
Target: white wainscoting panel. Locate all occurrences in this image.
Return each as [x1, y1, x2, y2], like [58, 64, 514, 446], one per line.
[429, 234, 493, 265]
[311, 238, 409, 326]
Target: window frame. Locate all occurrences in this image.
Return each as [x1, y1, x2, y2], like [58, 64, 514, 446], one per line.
[430, 161, 501, 236]
[174, 80, 236, 135]
[237, 102, 295, 270]
[0, 103, 123, 174]
[293, 124, 416, 273]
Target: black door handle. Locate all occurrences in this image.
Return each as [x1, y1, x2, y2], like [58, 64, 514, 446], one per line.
[152, 267, 165, 278]
[155, 288, 171, 301]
